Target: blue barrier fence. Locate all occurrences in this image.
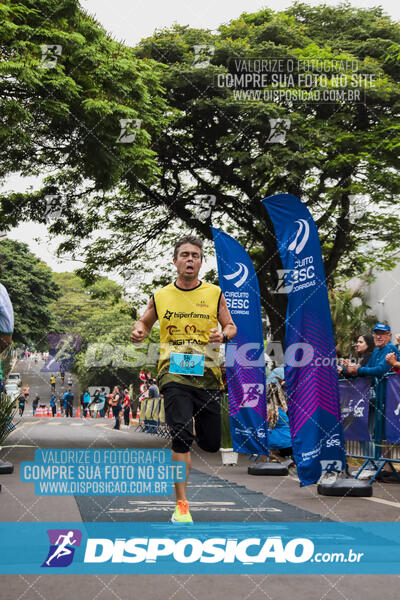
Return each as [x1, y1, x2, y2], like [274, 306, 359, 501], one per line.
[340, 373, 400, 482]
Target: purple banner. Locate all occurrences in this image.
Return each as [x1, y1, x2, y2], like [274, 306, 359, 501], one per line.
[385, 374, 400, 443]
[262, 194, 346, 486]
[212, 227, 268, 455]
[339, 378, 371, 442]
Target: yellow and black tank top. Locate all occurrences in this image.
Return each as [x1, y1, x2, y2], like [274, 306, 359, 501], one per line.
[153, 281, 224, 390]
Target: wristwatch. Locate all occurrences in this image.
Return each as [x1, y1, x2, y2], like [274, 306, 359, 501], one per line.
[222, 333, 230, 344]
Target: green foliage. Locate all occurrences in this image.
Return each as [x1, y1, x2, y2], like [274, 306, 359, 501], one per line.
[0, 239, 60, 346]
[0, 392, 17, 445]
[2, 3, 400, 344]
[329, 286, 377, 356]
[0, 0, 167, 225]
[50, 271, 158, 392]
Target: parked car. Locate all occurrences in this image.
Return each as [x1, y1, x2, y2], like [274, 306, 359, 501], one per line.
[6, 373, 22, 387]
[5, 383, 20, 401]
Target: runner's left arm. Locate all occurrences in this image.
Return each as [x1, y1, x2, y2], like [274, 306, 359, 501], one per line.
[209, 294, 237, 343]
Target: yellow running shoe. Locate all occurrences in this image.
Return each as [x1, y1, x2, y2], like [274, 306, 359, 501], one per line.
[171, 500, 193, 523]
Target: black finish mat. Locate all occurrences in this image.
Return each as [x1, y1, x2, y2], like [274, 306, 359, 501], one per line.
[75, 469, 328, 522]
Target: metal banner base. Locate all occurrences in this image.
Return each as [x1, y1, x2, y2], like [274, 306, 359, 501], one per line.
[248, 462, 289, 476]
[318, 478, 372, 497]
[0, 461, 14, 475]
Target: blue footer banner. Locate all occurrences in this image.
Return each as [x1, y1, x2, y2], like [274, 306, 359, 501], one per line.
[262, 194, 346, 486]
[1, 522, 400, 574]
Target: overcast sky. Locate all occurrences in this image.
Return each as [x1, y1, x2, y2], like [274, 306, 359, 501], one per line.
[7, 0, 400, 273]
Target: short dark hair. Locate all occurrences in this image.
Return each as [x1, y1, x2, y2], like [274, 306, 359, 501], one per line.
[173, 236, 203, 260]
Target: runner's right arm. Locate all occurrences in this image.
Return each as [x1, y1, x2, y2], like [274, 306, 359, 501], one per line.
[131, 297, 157, 344]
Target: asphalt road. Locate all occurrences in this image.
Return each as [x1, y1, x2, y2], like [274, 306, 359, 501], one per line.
[0, 357, 399, 599]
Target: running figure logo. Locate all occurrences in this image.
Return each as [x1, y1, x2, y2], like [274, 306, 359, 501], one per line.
[42, 529, 82, 568]
[239, 383, 264, 408]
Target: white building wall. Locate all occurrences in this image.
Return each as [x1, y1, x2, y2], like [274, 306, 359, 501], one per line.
[364, 260, 400, 337]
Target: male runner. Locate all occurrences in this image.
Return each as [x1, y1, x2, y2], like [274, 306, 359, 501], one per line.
[131, 235, 237, 523]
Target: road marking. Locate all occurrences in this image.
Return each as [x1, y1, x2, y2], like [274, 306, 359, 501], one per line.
[109, 507, 281, 513]
[47, 422, 61, 426]
[363, 496, 400, 509]
[127, 500, 236, 506]
[70, 423, 84, 426]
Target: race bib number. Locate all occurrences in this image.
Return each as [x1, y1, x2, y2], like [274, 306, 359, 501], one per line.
[169, 353, 205, 376]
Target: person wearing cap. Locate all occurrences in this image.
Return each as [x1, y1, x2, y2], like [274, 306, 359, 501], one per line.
[345, 323, 400, 482]
[344, 323, 400, 378]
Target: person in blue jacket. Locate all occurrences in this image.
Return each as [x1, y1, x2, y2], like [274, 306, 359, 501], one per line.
[344, 322, 400, 481]
[344, 323, 400, 378]
[267, 382, 292, 459]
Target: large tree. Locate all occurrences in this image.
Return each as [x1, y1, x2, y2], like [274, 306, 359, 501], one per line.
[2, 3, 400, 342]
[51, 272, 158, 391]
[0, 239, 60, 346]
[0, 0, 167, 226]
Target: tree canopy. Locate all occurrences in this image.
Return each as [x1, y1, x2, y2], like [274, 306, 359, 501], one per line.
[2, 3, 400, 341]
[51, 271, 158, 390]
[0, 239, 60, 346]
[0, 0, 167, 227]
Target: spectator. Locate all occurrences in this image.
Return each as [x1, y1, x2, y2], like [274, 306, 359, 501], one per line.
[104, 391, 110, 417]
[109, 385, 123, 430]
[266, 382, 292, 460]
[338, 333, 374, 376]
[148, 379, 160, 399]
[59, 393, 64, 416]
[129, 387, 138, 421]
[343, 323, 400, 378]
[97, 387, 106, 418]
[122, 389, 131, 427]
[50, 392, 57, 417]
[90, 389, 100, 417]
[386, 352, 400, 373]
[266, 366, 285, 387]
[32, 394, 39, 416]
[82, 389, 91, 418]
[63, 390, 74, 417]
[344, 323, 400, 481]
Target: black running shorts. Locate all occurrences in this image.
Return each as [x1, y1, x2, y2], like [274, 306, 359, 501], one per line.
[162, 382, 222, 454]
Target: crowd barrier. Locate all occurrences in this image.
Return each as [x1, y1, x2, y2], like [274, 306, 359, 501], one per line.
[340, 372, 400, 481]
[135, 374, 400, 482]
[136, 396, 170, 439]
